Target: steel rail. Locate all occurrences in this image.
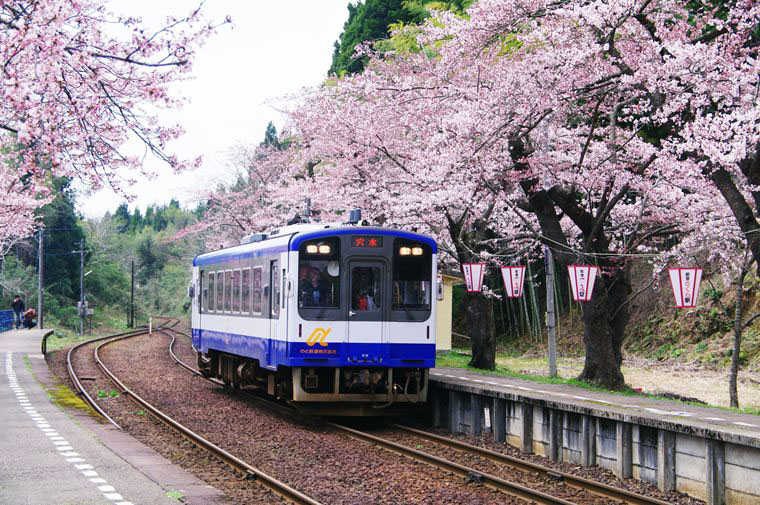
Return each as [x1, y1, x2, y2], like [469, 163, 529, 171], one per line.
[324, 420, 576, 505]
[96, 324, 321, 505]
[389, 424, 670, 505]
[66, 327, 149, 430]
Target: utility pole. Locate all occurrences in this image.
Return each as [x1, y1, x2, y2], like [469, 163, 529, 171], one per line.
[130, 260, 135, 328]
[37, 229, 44, 329]
[79, 238, 85, 336]
[544, 245, 557, 377]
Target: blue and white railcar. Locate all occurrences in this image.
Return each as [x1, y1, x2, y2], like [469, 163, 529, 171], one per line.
[190, 222, 436, 415]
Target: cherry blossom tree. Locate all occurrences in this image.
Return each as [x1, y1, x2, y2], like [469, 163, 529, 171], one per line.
[0, 0, 226, 247]
[174, 143, 298, 248]
[188, 0, 757, 387]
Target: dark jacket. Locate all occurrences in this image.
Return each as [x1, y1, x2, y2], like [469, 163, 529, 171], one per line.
[11, 298, 24, 312]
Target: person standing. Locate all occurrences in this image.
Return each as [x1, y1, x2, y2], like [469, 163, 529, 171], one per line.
[11, 295, 24, 329]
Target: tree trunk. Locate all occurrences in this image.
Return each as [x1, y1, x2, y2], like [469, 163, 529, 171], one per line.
[729, 267, 747, 408]
[465, 292, 496, 369]
[577, 273, 628, 389]
[710, 168, 760, 274]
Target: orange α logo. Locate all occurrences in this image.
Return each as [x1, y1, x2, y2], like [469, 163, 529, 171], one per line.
[306, 327, 331, 347]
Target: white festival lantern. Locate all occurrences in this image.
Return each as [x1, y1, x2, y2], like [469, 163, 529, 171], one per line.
[668, 267, 703, 308]
[462, 263, 486, 293]
[500, 266, 526, 298]
[567, 264, 599, 302]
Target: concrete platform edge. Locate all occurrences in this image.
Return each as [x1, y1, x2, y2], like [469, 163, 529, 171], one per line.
[32, 354, 227, 505]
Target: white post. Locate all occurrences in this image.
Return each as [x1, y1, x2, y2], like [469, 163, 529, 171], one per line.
[149, 316, 152, 336]
[545, 246, 557, 377]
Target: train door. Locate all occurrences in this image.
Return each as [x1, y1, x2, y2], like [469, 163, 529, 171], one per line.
[268, 259, 280, 367]
[347, 260, 388, 363]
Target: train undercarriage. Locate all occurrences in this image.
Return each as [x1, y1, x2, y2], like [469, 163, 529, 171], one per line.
[198, 350, 429, 416]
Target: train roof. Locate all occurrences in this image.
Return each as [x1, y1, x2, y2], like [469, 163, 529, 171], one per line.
[193, 224, 437, 267]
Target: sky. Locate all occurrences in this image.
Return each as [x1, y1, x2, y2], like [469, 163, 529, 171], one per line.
[79, 0, 350, 218]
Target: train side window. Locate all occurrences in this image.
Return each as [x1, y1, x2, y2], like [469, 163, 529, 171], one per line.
[216, 272, 223, 311]
[200, 270, 207, 312]
[271, 260, 280, 318]
[232, 269, 241, 312]
[224, 270, 232, 312]
[241, 268, 251, 313]
[252, 267, 262, 314]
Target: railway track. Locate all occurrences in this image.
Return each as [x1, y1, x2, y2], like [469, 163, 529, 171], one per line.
[161, 325, 671, 505]
[67, 318, 322, 505]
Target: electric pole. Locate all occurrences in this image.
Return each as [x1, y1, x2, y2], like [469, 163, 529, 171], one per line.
[79, 238, 85, 336]
[37, 229, 44, 329]
[544, 245, 557, 377]
[130, 260, 135, 328]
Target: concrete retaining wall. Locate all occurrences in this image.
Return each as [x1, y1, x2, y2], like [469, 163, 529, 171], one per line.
[431, 381, 760, 505]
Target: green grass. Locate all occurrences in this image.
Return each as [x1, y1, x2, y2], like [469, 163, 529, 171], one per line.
[43, 328, 96, 352]
[165, 490, 184, 500]
[436, 350, 618, 392]
[436, 350, 760, 416]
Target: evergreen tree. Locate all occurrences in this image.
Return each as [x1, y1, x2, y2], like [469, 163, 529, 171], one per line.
[37, 178, 85, 299]
[113, 203, 131, 233]
[262, 121, 280, 150]
[131, 208, 144, 233]
[329, 0, 473, 76]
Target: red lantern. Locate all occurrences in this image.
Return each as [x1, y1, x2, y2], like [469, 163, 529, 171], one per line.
[462, 263, 485, 293]
[568, 264, 598, 302]
[668, 268, 703, 308]
[500, 266, 526, 298]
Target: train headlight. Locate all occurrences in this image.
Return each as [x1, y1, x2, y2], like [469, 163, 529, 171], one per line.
[411, 247, 423, 256]
[306, 244, 318, 254]
[399, 247, 411, 256]
[318, 244, 331, 254]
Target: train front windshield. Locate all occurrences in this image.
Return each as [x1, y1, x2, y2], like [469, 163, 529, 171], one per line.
[392, 240, 431, 310]
[297, 234, 432, 321]
[298, 237, 341, 309]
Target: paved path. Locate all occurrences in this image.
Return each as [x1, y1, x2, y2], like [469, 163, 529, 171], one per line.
[433, 366, 760, 447]
[0, 329, 226, 505]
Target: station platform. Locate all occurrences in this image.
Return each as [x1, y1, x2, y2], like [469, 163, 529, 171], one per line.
[429, 366, 760, 504]
[0, 328, 225, 505]
[431, 366, 760, 444]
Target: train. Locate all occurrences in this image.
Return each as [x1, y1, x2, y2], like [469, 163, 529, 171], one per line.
[189, 215, 437, 415]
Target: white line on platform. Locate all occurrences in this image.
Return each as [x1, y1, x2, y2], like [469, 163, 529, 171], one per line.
[4, 352, 133, 505]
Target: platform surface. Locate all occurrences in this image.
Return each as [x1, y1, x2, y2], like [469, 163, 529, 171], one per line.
[0, 329, 226, 505]
[432, 366, 760, 447]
